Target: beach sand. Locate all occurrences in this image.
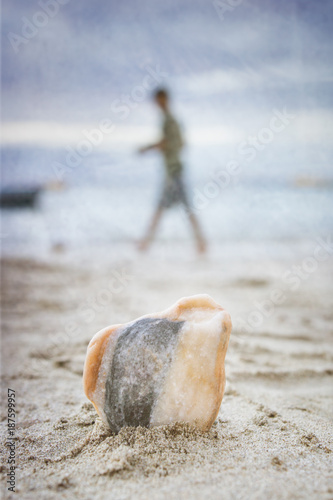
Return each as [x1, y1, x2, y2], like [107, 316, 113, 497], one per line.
[1, 243, 333, 499]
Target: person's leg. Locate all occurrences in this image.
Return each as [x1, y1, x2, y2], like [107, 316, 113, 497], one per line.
[179, 176, 207, 254]
[188, 211, 207, 253]
[138, 207, 164, 251]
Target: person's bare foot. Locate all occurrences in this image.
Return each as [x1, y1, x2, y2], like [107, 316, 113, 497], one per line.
[197, 238, 207, 254]
[137, 239, 149, 252]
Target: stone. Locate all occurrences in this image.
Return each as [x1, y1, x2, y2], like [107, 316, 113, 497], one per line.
[83, 294, 232, 433]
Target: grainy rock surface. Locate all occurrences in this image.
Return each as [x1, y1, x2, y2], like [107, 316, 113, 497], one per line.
[83, 295, 231, 432]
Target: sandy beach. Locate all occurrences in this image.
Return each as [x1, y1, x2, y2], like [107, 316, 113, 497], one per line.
[1, 241, 332, 499]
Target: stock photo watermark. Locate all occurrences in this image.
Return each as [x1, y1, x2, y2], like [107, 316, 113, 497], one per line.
[8, 0, 70, 54]
[237, 108, 295, 162]
[213, 0, 244, 21]
[6, 389, 16, 493]
[184, 107, 295, 217]
[234, 234, 333, 335]
[30, 266, 134, 373]
[52, 64, 168, 181]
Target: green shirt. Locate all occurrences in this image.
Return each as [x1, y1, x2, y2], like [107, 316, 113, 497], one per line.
[162, 111, 184, 177]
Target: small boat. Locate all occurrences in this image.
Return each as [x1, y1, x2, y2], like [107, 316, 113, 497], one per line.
[0, 186, 41, 208]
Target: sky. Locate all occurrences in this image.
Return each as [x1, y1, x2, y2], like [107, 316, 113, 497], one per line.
[1, 0, 333, 149]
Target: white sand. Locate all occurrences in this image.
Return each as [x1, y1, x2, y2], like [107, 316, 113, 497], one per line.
[1, 242, 333, 499]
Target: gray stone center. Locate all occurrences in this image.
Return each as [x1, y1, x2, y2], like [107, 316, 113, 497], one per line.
[104, 317, 184, 433]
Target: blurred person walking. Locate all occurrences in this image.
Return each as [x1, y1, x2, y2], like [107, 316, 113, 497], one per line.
[138, 88, 206, 253]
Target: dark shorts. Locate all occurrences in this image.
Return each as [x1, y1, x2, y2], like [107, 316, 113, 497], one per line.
[158, 174, 190, 210]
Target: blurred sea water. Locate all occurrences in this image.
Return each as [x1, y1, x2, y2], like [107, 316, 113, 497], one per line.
[1, 140, 333, 259]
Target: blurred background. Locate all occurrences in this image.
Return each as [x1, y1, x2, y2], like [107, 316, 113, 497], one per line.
[1, 0, 333, 259]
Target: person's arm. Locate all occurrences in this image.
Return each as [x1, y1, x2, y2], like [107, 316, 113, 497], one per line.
[138, 138, 166, 154]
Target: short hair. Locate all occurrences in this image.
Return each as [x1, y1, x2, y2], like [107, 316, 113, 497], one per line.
[153, 88, 169, 100]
